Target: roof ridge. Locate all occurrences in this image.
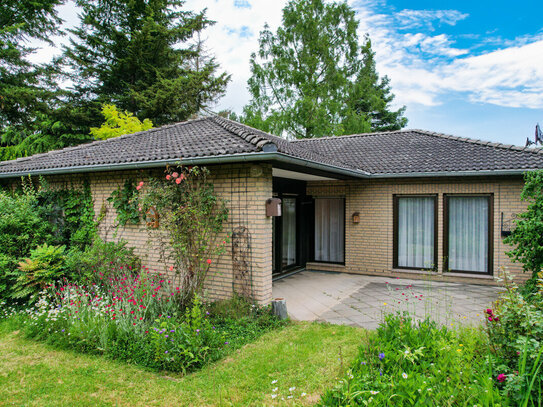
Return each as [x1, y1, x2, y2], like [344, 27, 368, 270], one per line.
[291, 129, 412, 143]
[0, 117, 210, 168]
[208, 115, 279, 150]
[410, 129, 543, 155]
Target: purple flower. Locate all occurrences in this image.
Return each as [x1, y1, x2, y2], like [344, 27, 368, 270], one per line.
[170, 330, 175, 332]
[61, 329, 65, 332]
[361, 361, 366, 365]
[165, 335, 169, 338]
[196, 329, 200, 333]
[165, 351, 168, 354]
[225, 341, 229, 345]
[378, 352, 385, 360]
[206, 311, 210, 315]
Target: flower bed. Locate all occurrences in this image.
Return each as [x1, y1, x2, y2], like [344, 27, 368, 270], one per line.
[319, 312, 502, 406]
[17, 266, 284, 373]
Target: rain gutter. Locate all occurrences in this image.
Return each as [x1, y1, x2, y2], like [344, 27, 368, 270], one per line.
[0, 152, 369, 180]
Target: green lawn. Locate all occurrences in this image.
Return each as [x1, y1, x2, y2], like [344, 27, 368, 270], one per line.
[0, 321, 365, 406]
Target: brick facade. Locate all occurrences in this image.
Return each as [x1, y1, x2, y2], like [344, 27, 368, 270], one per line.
[306, 176, 529, 285]
[30, 163, 274, 304]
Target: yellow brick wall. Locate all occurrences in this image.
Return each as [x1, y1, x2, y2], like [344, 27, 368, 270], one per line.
[31, 163, 273, 304]
[307, 176, 529, 285]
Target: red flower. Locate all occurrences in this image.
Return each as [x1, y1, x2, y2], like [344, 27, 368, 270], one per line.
[497, 374, 506, 382]
[207, 259, 212, 264]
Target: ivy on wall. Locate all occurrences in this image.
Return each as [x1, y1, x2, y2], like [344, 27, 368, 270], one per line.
[37, 177, 96, 249]
[107, 179, 141, 226]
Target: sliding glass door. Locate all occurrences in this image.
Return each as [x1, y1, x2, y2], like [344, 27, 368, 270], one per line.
[445, 195, 492, 274]
[281, 197, 297, 268]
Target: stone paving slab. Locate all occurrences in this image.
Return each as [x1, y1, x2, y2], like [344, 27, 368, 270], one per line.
[272, 270, 503, 329]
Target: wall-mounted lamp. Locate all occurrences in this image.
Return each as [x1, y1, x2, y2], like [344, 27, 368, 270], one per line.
[266, 198, 282, 217]
[352, 211, 360, 224]
[146, 206, 160, 228]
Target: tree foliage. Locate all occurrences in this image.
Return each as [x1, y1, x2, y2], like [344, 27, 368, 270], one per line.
[0, 0, 89, 160]
[239, 0, 406, 138]
[505, 170, 543, 279]
[91, 104, 153, 140]
[62, 0, 230, 127]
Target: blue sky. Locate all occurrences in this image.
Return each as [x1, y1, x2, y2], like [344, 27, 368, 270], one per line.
[33, 0, 543, 145]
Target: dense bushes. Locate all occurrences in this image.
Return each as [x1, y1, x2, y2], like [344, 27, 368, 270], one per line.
[0, 188, 54, 299]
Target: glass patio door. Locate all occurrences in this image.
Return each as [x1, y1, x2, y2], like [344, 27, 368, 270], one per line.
[281, 197, 297, 268]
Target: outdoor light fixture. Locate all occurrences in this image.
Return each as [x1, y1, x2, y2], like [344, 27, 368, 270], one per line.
[352, 211, 360, 224]
[266, 198, 282, 217]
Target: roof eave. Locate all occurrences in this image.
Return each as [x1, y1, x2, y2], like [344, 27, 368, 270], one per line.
[370, 169, 532, 178]
[0, 152, 369, 180]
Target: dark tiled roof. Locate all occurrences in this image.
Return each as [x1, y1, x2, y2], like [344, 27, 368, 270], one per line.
[0, 116, 352, 176]
[0, 117, 541, 178]
[293, 129, 543, 175]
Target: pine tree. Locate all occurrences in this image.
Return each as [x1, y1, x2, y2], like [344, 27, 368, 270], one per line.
[240, 0, 406, 139]
[62, 0, 231, 127]
[0, 0, 69, 159]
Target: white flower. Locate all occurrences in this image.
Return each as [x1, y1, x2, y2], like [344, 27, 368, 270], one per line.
[370, 391, 379, 395]
[271, 394, 277, 399]
[287, 396, 293, 399]
[272, 387, 278, 392]
[301, 393, 307, 397]
[289, 387, 296, 392]
[271, 380, 277, 384]
[402, 373, 408, 379]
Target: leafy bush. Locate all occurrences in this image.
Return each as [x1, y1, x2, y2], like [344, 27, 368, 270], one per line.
[486, 279, 543, 403]
[505, 169, 543, 279]
[64, 237, 141, 283]
[319, 312, 503, 406]
[0, 188, 54, 300]
[12, 244, 66, 302]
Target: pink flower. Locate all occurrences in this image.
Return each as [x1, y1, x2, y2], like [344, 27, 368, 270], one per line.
[486, 308, 493, 315]
[175, 178, 181, 184]
[497, 374, 506, 383]
[172, 172, 179, 178]
[166, 174, 171, 180]
[169, 266, 174, 272]
[488, 316, 493, 322]
[136, 181, 144, 190]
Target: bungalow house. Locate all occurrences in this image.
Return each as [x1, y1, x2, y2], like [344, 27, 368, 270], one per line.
[0, 116, 541, 304]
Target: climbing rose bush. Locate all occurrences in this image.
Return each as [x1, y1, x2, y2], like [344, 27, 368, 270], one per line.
[140, 165, 229, 306]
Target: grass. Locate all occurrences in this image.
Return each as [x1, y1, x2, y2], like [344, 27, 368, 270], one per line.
[0, 320, 364, 406]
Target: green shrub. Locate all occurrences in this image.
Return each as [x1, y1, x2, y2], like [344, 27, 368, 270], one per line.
[486, 280, 543, 403]
[64, 237, 141, 283]
[0, 188, 54, 300]
[319, 312, 503, 406]
[12, 244, 66, 302]
[505, 169, 543, 279]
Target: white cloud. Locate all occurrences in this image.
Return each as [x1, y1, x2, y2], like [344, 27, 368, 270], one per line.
[25, 0, 543, 112]
[394, 9, 469, 31]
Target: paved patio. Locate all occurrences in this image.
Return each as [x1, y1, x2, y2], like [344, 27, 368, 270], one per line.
[272, 270, 503, 329]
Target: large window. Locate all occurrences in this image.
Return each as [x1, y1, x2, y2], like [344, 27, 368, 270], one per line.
[394, 195, 437, 270]
[314, 198, 345, 263]
[445, 195, 492, 274]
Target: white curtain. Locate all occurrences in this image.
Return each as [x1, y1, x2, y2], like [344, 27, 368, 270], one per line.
[448, 196, 488, 273]
[397, 197, 434, 269]
[282, 197, 296, 266]
[315, 198, 345, 262]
